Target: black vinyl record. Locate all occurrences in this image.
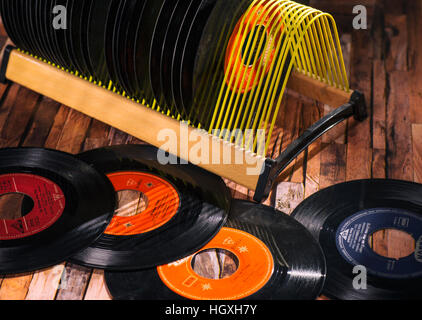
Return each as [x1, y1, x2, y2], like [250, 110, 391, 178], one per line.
[27, 0, 47, 61]
[53, 0, 73, 70]
[0, 0, 24, 51]
[121, 0, 147, 99]
[0, 148, 116, 275]
[112, 0, 131, 94]
[133, 0, 166, 105]
[190, 0, 293, 129]
[85, 0, 113, 84]
[158, 0, 185, 113]
[150, 0, 181, 111]
[104, 0, 124, 92]
[170, 0, 202, 118]
[178, 0, 219, 116]
[70, 145, 230, 271]
[291, 179, 422, 300]
[105, 200, 326, 300]
[67, 0, 90, 76]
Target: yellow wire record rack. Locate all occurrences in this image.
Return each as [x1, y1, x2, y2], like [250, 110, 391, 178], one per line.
[0, 0, 366, 203]
[198, 0, 351, 156]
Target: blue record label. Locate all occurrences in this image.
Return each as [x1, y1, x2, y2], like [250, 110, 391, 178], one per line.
[336, 208, 422, 279]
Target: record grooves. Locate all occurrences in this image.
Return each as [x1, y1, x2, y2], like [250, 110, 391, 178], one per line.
[105, 200, 326, 300]
[291, 179, 422, 300]
[0, 148, 116, 275]
[70, 145, 230, 271]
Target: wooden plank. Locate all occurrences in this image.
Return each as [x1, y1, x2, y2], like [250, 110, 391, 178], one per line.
[22, 97, 61, 147]
[384, 15, 408, 72]
[304, 102, 323, 199]
[346, 29, 373, 181]
[278, 94, 303, 182]
[287, 71, 352, 108]
[412, 124, 422, 184]
[275, 182, 304, 215]
[372, 59, 387, 179]
[0, 83, 42, 301]
[0, 86, 40, 148]
[55, 121, 115, 301]
[320, 143, 347, 189]
[0, 274, 33, 300]
[24, 107, 92, 300]
[0, 84, 19, 133]
[386, 71, 413, 181]
[55, 264, 92, 301]
[5, 51, 264, 191]
[84, 270, 111, 301]
[26, 265, 65, 300]
[408, 1, 422, 124]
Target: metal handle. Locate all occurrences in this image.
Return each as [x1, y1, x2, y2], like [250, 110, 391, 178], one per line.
[253, 90, 367, 203]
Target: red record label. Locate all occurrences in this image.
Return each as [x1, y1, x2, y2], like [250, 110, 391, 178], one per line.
[0, 173, 66, 240]
[105, 172, 180, 236]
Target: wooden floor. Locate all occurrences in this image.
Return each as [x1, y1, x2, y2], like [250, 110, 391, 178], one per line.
[0, 0, 421, 300]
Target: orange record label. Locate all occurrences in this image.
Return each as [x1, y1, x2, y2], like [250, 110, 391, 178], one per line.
[157, 227, 274, 300]
[105, 172, 180, 236]
[224, 2, 283, 94]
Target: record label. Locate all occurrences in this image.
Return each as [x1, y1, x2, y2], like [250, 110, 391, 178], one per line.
[0, 173, 65, 240]
[224, 3, 281, 93]
[336, 208, 422, 279]
[157, 227, 274, 300]
[105, 172, 180, 236]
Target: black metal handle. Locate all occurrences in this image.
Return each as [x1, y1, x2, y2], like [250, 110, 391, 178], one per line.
[253, 90, 367, 203]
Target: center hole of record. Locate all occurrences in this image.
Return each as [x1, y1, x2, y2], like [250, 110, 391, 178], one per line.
[115, 190, 148, 218]
[191, 249, 240, 280]
[241, 25, 267, 67]
[369, 229, 416, 260]
[0, 193, 35, 220]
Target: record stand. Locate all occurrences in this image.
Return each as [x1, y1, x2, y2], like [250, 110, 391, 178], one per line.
[0, 0, 367, 203]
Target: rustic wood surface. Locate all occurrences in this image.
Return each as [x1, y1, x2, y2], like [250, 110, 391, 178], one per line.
[0, 0, 420, 300]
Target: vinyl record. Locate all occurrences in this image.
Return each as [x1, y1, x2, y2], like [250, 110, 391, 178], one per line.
[291, 179, 422, 300]
[27, 0, 47, 61]
[150, 0, 181, 111]
[191, 0, 293, 128]
[0, 0, 24, 51]
[85, 0, 113, 84]
[105, 200, 326, 300]
[178, 0, 219, 116]
[46, 0, 69, 68]
[79, 0, 96, 77]
[17, 0, 39, 56]
[70, 145, 230, 271]
[112, 0, 135, 94]
[114, 0, 140, 97]
[170, 0, 203, 118]
[52, 0, 73, 70]
[133, 0, 166, 105]
[67, 0, 90, 76]
[121, 0, 147, 98]
[45, 0, 68, 68]
[0, 148, 116, 275]
[104, 0, 124, 92]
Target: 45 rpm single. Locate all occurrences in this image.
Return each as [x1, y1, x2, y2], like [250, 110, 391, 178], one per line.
[105, 200, 326, 300]
[291, 179, 422, 300]
[0, 148, 116, 275]
[70, 145, 230, 271]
